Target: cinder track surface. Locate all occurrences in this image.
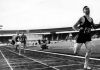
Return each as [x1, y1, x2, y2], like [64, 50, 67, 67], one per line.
[0, 46, 100, 70]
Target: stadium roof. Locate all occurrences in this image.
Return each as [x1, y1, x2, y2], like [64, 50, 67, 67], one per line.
[0, 26, 100, 35]
[0, 27, 74, 34]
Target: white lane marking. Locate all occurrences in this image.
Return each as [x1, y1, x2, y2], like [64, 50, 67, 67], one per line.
[54, 64, 82, 67]
[0, 50, 13, 70]
[42, 59, 57, 62]
[5, 46, 82, 63]
[25, 49, 100, 61]
[6, 49, 60, 70]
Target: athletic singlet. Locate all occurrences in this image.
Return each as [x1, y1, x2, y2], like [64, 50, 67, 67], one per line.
[76, 16, 94, 43]
[79, 16, 94, 34]
[15, 35, 20, 42]
[21, 35, 26, 42]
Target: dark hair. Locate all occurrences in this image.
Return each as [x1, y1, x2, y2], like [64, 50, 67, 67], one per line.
[83, 6, 89, 11]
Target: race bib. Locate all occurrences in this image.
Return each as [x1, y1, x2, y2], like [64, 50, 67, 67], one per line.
[84, 28, 91, 34]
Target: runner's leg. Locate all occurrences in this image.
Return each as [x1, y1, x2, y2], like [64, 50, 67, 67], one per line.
[15, 45, 18, 51]
[84, 41, 94, 69]
[74, 43, 83, 54]
[24, 42, 26, 53]
[18, 42, 21, 55]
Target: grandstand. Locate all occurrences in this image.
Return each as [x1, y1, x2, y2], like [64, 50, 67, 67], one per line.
[0, 27, 100, 70]
[0, 27, 100, 43]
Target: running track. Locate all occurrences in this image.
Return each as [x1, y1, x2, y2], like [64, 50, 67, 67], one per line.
[0, 46, 100, 70]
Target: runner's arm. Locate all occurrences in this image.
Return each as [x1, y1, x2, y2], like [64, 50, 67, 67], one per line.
[73, 17, 84, 31]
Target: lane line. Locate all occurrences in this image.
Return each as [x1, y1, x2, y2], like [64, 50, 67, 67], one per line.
[0, 50, 13, 70]
[5, 46, 100, 69]
[6, 46, 83, 63]
[6, 46, 83, 67]
[25, 49, 100, 61]
[54, 64, 82, 67]
[42, 59, 58, 62]
[5, 46, 88, 59]
[6, 49, 60, 70]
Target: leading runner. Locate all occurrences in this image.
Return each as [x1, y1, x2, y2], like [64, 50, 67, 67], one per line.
[73, 6, 100, 69]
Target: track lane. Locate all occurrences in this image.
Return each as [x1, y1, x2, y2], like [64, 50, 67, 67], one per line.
[2, 46, 85, 70]
[0, 50, 13, 70]
[0, 46, 56, 70]
[0, 50, 11, 70]
[2, 46, 100, 70]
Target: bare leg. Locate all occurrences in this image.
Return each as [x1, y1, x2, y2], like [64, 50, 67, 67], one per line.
[19, 45, 21, 55]
[84, 41, 93, 69]
[24, 43, 26, 53]
[74, 43, 83, 54]
[18, 42, 21, 55]
[15, 45, 18, 51]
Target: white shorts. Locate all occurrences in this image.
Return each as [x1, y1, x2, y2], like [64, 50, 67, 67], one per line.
[15, 42, 21, 46]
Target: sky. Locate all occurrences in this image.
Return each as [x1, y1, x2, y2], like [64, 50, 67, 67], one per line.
[0, 0, 100, 30]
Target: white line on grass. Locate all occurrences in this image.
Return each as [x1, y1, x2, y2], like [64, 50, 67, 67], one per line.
[0, 50, 13, 70]
[6, 49, 60, 70]
[25, 49, 100, 61]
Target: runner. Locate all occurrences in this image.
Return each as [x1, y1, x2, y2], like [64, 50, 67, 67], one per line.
[15, 33, 21, 55]
[41, 38, 48, 50]
[69, 33, 73, 41]
[73, 6, 100, 69]
[20, 32, 27, 53]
